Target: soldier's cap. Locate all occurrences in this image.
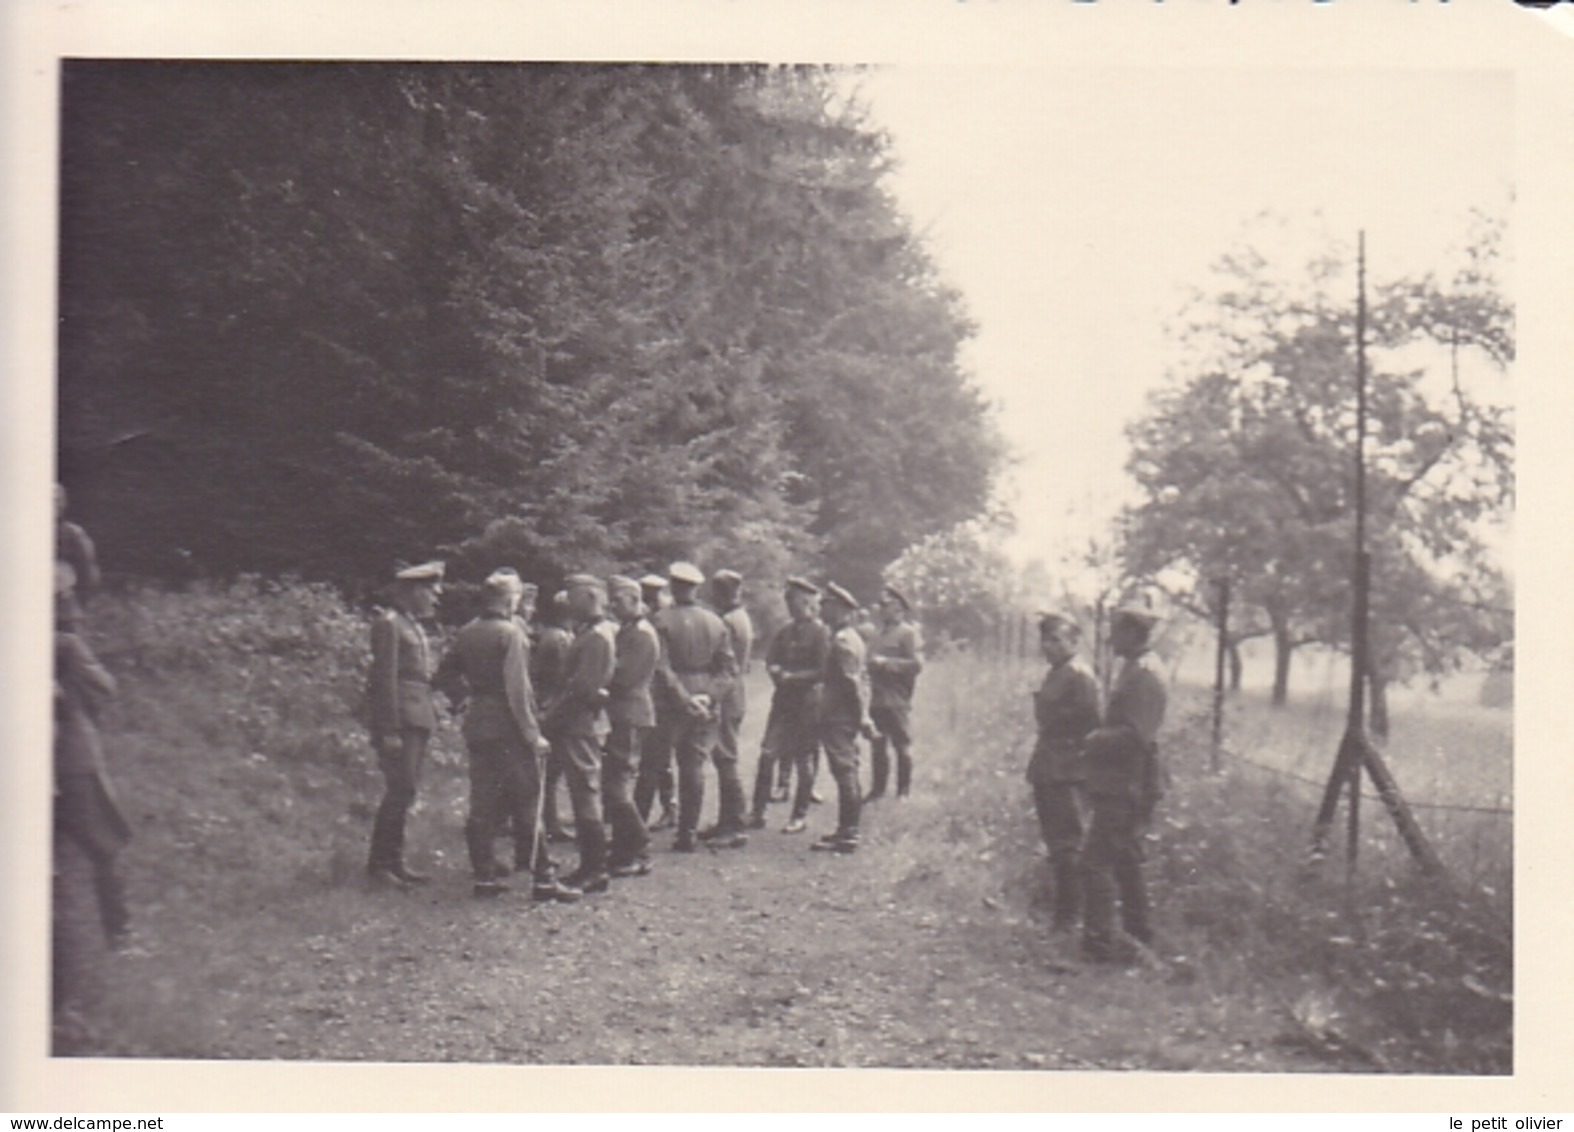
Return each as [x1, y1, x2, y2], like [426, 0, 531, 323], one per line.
[639, 573, 669, 593]
[881, 584, 911, 612]
[784, 576, 820, 597]
[668, 561, 705, 586]
[483, 568, 525, 596]
[564, 572, 607, 593]
[550, 590, 571, 609]
[395, 560, 446, 584]
[1111, 597, 1161, 629]
[520, 581, 539, 600]
[607, 574, 642, 598]
[823, 582, 858, 609]
[711, 568, 743, 588]
[1037, 610, 1080, 635]
[55, 560, 77, 597]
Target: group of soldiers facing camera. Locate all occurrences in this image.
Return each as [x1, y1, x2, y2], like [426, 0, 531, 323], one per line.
[364, 557, 925, 905]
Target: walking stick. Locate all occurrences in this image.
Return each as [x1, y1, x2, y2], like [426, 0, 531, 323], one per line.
[528, 738, 550, 880]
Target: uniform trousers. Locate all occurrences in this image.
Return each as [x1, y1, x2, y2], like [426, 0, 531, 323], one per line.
[1079, 795, 1151, 957]
[672, 713, 728, 837]
[818, 719, 862, 839]
[868, 704, 913, 797]
[603, 721, 651, 866]
[554, 731, 609, 876]
[633, 715, 676, 822]
[464, 738, 549, 882]
[758, 703, 820, 820]
[368, 728, 428, 873]
[710, 703, 749, 832]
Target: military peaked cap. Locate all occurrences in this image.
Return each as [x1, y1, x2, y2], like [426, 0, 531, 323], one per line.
[882, 584, 912, 613]
[395, 560, 446, 583]
[712, 569, 743, 587]
[824, 582, 858, 609]
[564, 572, 607, 593]
[668, 561, 705, 586]
[784, 576, 820, 597]
[608, 574, 642, 598]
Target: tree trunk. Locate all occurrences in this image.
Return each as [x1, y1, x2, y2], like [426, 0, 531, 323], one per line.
[1227, 640, 1243, 692]
[1271, 623, 1293, 707]
[1368, 668, 1391, 739]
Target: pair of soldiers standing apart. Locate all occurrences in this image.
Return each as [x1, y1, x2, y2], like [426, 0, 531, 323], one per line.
[865, 585, 923, 802]
[1029, 604, 1168, 962]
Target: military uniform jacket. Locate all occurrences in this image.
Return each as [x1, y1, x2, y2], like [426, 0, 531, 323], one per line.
[543, 617, 617, 737]
[432, 612, 543, 750]
[819, 623, 870, 726]
[1084, 655, 1167, 804]
[368, 608, 436, 734]
[718, 604, 755, 716]
[652, 602, 737, 712]
[531, 623, 573, 707]
[766, 617, 829, 711]
[56, 520, 100, 631]
[607, 616, 660, 728]
[869, 620, 923, 711]
[1027, 659, 1101, 786]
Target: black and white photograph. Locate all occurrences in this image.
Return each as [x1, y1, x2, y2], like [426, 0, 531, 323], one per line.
[6, 0, 1574, 1116]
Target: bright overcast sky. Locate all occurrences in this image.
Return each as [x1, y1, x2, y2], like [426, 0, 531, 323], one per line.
[853, 66, 1513, 571]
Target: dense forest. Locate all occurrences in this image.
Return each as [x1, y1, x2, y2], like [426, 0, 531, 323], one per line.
[58, 62, 1004, 598]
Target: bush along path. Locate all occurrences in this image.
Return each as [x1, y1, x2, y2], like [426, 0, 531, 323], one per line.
[55, 591, 1510, 1072]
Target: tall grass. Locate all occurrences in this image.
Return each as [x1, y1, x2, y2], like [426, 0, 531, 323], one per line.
[900, 652, 1513, 1073]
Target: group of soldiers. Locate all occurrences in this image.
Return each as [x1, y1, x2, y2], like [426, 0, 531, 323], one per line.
[51, 478, 1167, 971]
[364, 559, 924, 905]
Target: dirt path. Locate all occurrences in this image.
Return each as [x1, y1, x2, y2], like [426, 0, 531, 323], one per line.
[64, 670, 1345, 1072]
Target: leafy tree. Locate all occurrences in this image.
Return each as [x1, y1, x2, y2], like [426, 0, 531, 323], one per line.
[1122, 220, 1512, 712]
[883, 516, 1023, 650]
[57, 63, 1002, 596]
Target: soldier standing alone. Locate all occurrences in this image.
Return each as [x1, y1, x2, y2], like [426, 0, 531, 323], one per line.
[1080, 602, 1167, 962]
[1026, 612, 1101, 932]
[365, 561, 444, 889]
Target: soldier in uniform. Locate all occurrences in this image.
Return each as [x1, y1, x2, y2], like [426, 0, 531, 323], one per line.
[365, 561, 444, 889]
[53, 561, 132, 973]
[750, 577, 829, 833]
[810, 582, 871, 854]
[634, 573, 678, 831]
[653, 562, 738, 852]
[699, 569, 754, 844]
[1026, 612, 1102, 932]
[604, 575, 660, 878]
[539, 574, 618, 893]
[1080, 601, 1168, 962]
[431, 569, 579, 902]
[865, 585, 924, 802]
[531, 590, 576, 845]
